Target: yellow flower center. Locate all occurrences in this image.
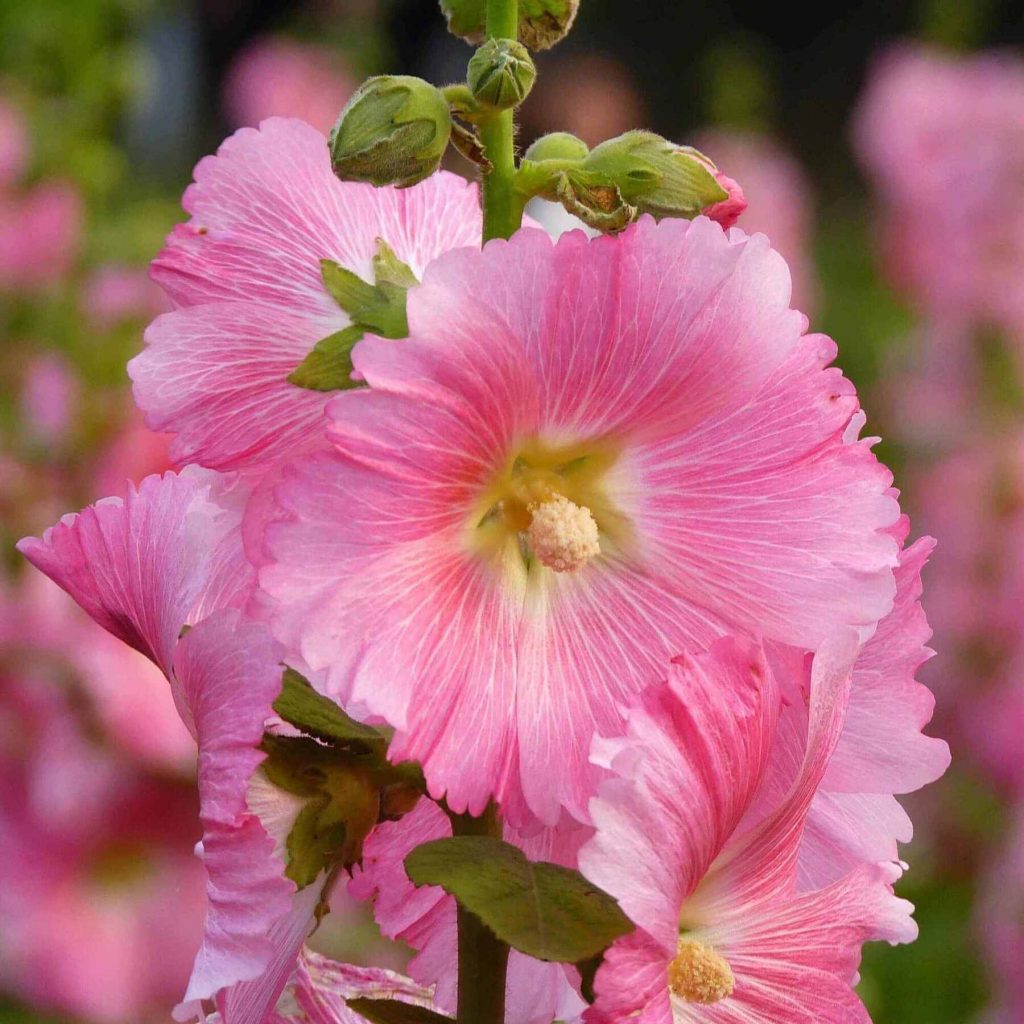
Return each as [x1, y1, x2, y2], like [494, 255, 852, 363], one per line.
[468, 437, 626, 573]
[667, 940, 735, 1005]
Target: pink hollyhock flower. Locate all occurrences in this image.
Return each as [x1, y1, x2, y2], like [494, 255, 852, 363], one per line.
[853, 44, 1024, 329]
[695, 130, 817, 314]
[701, 171, 746, 231]
[131, 117, 482, 473]
[350, 798, 589, 1023]
[0, 180, 82, 290]
[84, 264, 169, 330]
[578, 635, 914, 1023]
[261, 216, 902, 826]
[20, 352, 80, 447]
[976, 808, 1024, 1024]
[0, 97, 28, 187]
[19, 470, 312, 1024]
[223, 37, 357, 136]
[0, 669, 206, 1024]
[267, 949, 441, 1024]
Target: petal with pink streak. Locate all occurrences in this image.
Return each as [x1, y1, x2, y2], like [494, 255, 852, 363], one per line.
[170, 609, 297, 1018]
[262, 217, 900, 825]
[18, 467, 252, 684]
[580, 637, 779, 949]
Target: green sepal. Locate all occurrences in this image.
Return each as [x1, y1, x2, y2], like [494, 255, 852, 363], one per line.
[583, 131, 730, 221]
[373, 239, 420, 289]
[404, 836, 634, 962]
[320, 258, 409, 339]
[440, 0, 579, 50]
[345, 1000, 454, 1024]
[287, 325, 364, 392]
[576, 953, 602, 1004]
[274, 667, 386, 754]
[554, 169, 637, 234]
[260, 733, 381, 888]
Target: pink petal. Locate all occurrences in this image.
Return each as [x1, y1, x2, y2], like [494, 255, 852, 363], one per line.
[579, 637, 779, 949]
[17, 467, 252, 683]
[170, 609, 298, 1016]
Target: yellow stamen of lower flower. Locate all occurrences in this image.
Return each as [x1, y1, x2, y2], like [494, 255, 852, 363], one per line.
[667, 940, 735, 1004]
[526, 495, 600, 573]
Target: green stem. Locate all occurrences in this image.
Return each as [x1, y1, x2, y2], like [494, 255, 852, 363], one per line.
[480, 0, 523, 242]
[451, 802, 509, 1024]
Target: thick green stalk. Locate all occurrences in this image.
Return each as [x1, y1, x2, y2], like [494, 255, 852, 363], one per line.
[480, 0, 523, 242]
[451, 802, 509, 1024]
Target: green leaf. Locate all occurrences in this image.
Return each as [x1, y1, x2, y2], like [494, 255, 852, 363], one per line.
[274, 668, 386, 753]
[287, 325, 364, 391]
[404, 836, 634, 962]
[285, 797, 348, 888]
[346, 999, 454, 1024]
[320, 258, 409, 338]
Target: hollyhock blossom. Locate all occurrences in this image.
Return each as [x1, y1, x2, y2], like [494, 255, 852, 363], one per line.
[131, 117, 482, 473]
[350, 798, 589, 1023]
[694, 129, 817, 313]
[84, 264, 169, 330]
[0, 181, 82, 290]
[0, 668, 206, 1024]
[578, 635, 914, 1023]
[223, 37, 357, 135]
[20, 352, 80, 447]
[853, 44, 1024, 331]
[267, 949, 440, 1024]
[975, 808, 1024, 1024]
[261, 216, 901, 826]
[18, 469, 311, 1023]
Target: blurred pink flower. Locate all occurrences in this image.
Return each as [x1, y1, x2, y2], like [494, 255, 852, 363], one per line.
[223, 37, 357, 136]
[0, 669, 205, 1024]
[0, 180, 82, 290]
[84, 264, 169, 330]
[854, 44, 1024, 331]
[20, 352, 80, 446]
[0, 97, 28, 188]
[260, 216, 901, 827]
[696, 129, 818, 314]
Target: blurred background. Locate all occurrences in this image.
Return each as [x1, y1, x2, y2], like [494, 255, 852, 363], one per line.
[1, 1, 1023, 1021]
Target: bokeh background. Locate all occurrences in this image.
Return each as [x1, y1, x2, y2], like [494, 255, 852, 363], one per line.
[2, 1, 1024, 1021]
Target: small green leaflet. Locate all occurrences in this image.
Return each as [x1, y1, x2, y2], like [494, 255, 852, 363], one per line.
[345, 1000, 454, 1024]
[287, 325, 364, 391]
[404, 836, 634, 963]
[274, 667, 386, 753]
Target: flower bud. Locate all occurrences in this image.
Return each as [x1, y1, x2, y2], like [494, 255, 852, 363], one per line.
[329, 75, 451, 188]
[554, 168, 637, 234]
[468, 38, 536, 110]
[524, 132, 589, 163]
[583, 130, 746, 224]
[440, 0, 579, 50]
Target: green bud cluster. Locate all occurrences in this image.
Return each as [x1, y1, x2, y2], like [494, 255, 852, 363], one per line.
[329, 75, 452, 188]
